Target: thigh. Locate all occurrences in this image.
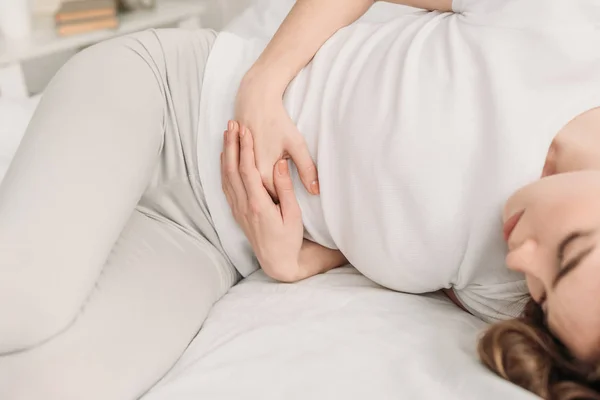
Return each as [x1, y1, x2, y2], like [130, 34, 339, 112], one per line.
[139, 28, 217, 187]
[0, 34, 166, 351]
[0, 210, 238, 400]
[134, 28, 223, 254]
[0, 28, 219, 353]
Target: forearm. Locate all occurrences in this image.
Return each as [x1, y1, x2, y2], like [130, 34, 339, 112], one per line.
[244, 0, 375, 96]
[263, 240, 347, 283]
[298, 239, 347, 278]
[378, 0, 452, 12]
[244, 0, 452, 96]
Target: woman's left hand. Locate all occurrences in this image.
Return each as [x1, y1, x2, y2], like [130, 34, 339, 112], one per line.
[221, 121, 305, 282]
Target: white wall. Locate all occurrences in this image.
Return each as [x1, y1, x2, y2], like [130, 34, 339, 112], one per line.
[203, 0, 256, 29]
[32, 0, 61, 14]
[22, 0, 259, 95]
[32, 0, 256, 25]
[218, 0, 255, 21]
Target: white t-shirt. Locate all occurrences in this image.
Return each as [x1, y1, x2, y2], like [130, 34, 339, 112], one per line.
[197, 0, 600, 322]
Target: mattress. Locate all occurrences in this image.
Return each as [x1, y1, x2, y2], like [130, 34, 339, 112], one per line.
[143, 267, 537, 400]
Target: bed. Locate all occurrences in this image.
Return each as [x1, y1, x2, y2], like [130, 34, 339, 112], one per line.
[142, 267, 537, 400]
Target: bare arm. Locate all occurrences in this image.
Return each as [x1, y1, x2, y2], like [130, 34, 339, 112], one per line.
[293, 239, 348, 282]
[234, 0, 453, 197]
[379, 0, 452, 12]
[244, 0, 453, 94]
[232, 0, 452, 280]
[266, 239, 348, 284]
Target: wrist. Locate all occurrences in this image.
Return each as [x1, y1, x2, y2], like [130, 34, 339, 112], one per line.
[242, 61, 293, 98]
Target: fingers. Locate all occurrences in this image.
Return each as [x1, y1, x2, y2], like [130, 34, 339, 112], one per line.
[254, 147, 278, 201]
[221, 147, 235, 209]
[223, 122, 247, 205]
[285, 132, 320, 195]
[274, 160, 301, 224]
[238, 126, 273, 210]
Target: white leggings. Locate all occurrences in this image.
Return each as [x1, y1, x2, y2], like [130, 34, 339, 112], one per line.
[0, 29, 239, 399]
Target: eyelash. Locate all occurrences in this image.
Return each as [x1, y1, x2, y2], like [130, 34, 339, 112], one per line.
[557, 240, 573, 268]
[539, 247, 568, 313]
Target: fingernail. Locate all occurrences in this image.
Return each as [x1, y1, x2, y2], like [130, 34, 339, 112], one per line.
[240, 126, 246, 137]
[311, 180, 320, 194]
[278, 160, 288, 176]
[228, 121, 234, 131]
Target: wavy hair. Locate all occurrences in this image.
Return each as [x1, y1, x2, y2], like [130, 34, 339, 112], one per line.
[479, 299, 600, 400]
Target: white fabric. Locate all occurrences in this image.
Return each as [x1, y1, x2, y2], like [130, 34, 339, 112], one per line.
[198, 0, 600, 322]
[142, 267, 538, 400]
[0, 95, 40, 183]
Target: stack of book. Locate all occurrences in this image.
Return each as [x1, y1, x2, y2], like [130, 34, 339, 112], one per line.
[54, 0, 119, 37]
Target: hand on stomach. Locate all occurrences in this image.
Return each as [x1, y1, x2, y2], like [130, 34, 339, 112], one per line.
[220, 122, 346, 282]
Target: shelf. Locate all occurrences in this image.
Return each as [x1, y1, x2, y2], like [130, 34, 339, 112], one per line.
[0, 0, 209, 66]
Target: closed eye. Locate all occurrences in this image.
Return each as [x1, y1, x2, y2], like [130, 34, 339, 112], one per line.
[540, 231, 594, 317]
[557, 231, 590, 262]
[553, 245, 595, 289]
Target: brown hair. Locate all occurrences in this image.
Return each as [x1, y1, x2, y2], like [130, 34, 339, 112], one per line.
[478, 299, 600, 399]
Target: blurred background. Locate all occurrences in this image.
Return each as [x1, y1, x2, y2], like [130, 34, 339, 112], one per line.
[0, 0, 254, 96]
[0, 0, 254, 181]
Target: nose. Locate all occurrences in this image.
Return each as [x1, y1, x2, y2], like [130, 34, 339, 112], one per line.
[506, 240, 548, 302]
[506, 239, 538, 274]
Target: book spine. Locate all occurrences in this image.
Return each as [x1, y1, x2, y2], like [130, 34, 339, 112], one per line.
[57, 17, 119, 36]
[55, 8, 117, 23]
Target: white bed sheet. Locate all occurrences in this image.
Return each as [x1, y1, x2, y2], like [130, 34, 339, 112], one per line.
[144, 268, 537, 400]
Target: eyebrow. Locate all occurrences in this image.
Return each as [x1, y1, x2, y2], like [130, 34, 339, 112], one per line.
[553, 231, 595, 289]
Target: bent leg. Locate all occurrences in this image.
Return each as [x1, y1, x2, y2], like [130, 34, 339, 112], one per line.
[0, 36, 166, 352]
[0, 27, 234, 399]
[0, 210, 237, 400]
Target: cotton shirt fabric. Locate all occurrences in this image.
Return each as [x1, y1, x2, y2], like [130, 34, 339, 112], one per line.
[197, 0, 600, 322]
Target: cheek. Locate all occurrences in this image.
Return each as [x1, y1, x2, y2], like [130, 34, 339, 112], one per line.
[515, 198, 571, 246]
[505, 182, 555, 224]
[547, 293, 592, 359]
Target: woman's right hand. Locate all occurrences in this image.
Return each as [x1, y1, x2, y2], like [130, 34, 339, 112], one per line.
[221, 122, 347, 282]
[233, 70, 319, 200]
[221, 121, 305, 282]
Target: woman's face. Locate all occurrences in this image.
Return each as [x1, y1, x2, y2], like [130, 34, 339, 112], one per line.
[505, 171, 600, 361]
[504, 108, 600, 360]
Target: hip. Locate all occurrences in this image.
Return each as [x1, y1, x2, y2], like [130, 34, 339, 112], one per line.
[131, 28, 230, 263]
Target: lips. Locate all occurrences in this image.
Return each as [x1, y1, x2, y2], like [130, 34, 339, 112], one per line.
[503, 210, 525, 242]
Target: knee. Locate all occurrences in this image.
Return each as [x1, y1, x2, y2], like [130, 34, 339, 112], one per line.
[46, 32, 164, 117]
[0, 284, 80, 354]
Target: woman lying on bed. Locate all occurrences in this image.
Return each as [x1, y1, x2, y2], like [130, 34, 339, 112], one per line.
[223, 0, 600, 398]
[0, 0, 599, 399]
